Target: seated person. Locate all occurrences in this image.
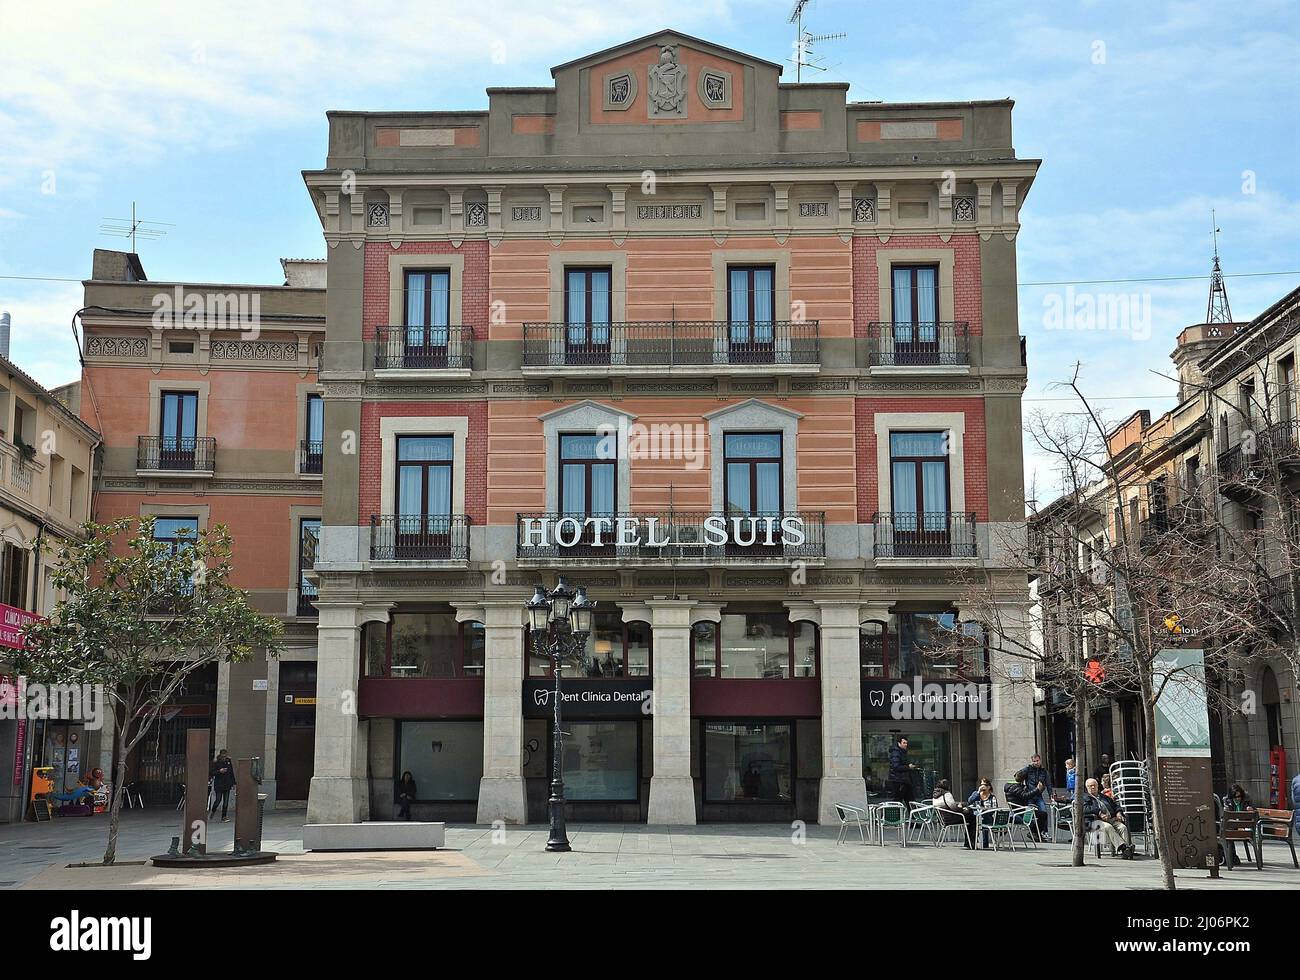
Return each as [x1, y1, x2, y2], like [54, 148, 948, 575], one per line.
[1082, 777, 1132, 857]
[1004, 772, 1044, 838]
[1222, 783, 1254, 863]
[970, 783, 1000, 849]
[967, 777, 993, 806]
[931, 778, 975, 849]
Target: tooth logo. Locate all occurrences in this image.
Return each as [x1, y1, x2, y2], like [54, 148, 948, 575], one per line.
[869, 690, 885, 707]
[533, 689, 549, 706]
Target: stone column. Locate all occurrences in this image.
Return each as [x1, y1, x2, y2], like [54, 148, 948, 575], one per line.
[643, 599, 718, 824]
[978, 599, 1038, 781]
[790, 600, 869, 824]
[306, 602, 370, 824]
[475, 601, 528, 824]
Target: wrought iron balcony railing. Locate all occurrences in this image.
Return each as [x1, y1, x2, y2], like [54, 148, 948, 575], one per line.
[300, 439, 323, 475]
[297, 583, 318, 617]
[370, 514, 471, 561]
[521, 321, 820, 369]
[867, 321, 970, 367]
[515, 511, 825, 562]
[1217, 418, 1300, 482]
[374, 324, 474, 370]
[872, 512, 978, 559]
[137, 435, 216, 473]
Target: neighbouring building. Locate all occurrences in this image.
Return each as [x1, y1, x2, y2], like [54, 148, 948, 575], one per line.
[1032, 278, 1300, 809]
[304, 30, 1039, 826]
[0, 320, 99, 823]
[76, 249, 325, 807]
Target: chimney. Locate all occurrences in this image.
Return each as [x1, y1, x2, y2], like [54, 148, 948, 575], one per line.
[0, 312, 10, 360]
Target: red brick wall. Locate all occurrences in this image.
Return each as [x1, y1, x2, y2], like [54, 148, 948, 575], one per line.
[363, 241, 489, 341]
[358, 401, 488, 524]
[852, 234, 982, 337]
[855, 398, 988, 521]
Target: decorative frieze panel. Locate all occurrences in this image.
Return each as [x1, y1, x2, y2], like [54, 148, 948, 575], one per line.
[953, 196, 976, 222]
[491, 381, 551, 395]
[625, 380, 717, 393]
[798, 202, 830, 217]
[366, 203, 389, 227]
[86, 336, 148, 358]
[853, 199, 876, 223]
[363, 382, 488, 397]
[636, 203, 703, 220]
[791, 378, 851, 392]
[511, 206, 543, 222]
[211, 339, 299, 361]
[697, 69, 732, 109]
[603, 71, 636, 110]
[465, 202, 488, 228]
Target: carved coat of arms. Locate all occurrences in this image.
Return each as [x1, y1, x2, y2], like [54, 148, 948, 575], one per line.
[647, 45, 688, 118]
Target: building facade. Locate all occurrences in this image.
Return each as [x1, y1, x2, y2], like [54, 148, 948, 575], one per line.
[0, 338, 98, 822]
[304, 30, 1039, 826]
[76, 249, 325, 806]
[1031, 282, 1300, 808]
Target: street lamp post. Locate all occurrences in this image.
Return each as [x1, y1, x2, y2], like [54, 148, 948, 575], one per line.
[525, 577, 595, 853]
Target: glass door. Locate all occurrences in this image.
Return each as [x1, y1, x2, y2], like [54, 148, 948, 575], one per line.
[890, 431, 950, 556]
[727, 266, 776, 363]
[891, 265, 940, 364]
[396, 436, 454, 558]
[159, 391, 198, 469]
[564, 268, 612, 365]
[403, 270, 451, 368]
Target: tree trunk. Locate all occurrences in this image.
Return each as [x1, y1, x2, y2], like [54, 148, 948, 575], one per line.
[1071, 692, 1087, 866]
[1139, 671, 1178, 890]
[103, 711, 128, 865]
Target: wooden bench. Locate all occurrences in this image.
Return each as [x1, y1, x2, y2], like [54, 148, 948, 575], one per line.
[1219, 810, 1260, 870]
[1254, 808, 1298, 869]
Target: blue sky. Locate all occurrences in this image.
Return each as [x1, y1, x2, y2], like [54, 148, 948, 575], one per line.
[1, 0, 1297, 496]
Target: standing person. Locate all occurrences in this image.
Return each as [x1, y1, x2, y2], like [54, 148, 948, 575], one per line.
[887, 735, 918, 807]
[1093, 753, 1111, 784]
[396, 771, 418, 821]
[1064, 758, 1077, 796]
[209, 749, 235, 823]
[1015, 753, 1053, 837]
[1291, 773, 1300, 831]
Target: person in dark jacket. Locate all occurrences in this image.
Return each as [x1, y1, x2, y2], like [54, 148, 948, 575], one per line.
[209, 749, 235, 822]
[1082, 777, 1131, 857]
[887, 735, 918, 806]
[396, 771, 418, 821]
[1015, 754, 1053, 836]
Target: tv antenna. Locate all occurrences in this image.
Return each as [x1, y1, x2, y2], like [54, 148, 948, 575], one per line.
[100, 202, 174, 253]
[788, 0, 846, 82]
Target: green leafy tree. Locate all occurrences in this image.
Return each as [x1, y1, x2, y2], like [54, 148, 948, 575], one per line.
[14, 518, 284, 864]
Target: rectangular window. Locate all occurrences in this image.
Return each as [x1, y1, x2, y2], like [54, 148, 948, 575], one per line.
[564, 268, 612, 358]
[365, 612, 483, 679]
[723, 432, 782, 516]
[528, 611, 651, 678]
[863, 730, 950, 800]
[1280, 356, 1295, 424]
[727, 265, 776, 359]
[397, 434, 453, 522]
[891, 264, 939, 332]
[1, 543, 29, 609]
[152, 517, 199, 554]
[703, 722, 793, 803]
[559, 433, 616, 518]
[402, 270, 451, 365]
[693, 610, 817, 680]
[559, 721, 638, 802]
[298, 518, 320, 616]
[303, 394, 324, 474]
[889, 431, 950, 550]
[398, 721, 483, 801]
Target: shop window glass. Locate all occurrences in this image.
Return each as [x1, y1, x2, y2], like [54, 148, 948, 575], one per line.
[363, 613, 482, 678]
[704, 722, 793, 803]
[860, 621, 886, 677]
[561, 721, 638, 801]
[398, 722, 482, 801]
[527, 609, 650, 678]
[626, 621, 651, 677]
[363, 623, 387, 677]
[692, 621, 718, 677]
[863, 730, 951, 801]
[792, 620, 818, 677]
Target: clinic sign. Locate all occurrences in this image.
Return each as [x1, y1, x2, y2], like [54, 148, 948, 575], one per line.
[0, 603, 37, 650]
[523, 679, 651, 718]
[519, 515, 808, 549]
[861, 677, 992, 722]
[1154, 647, 1215, 869]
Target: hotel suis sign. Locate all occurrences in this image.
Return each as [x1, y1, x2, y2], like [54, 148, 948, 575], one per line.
[519, 514, 807, 549]
[523, 678, 651, 719]
[861, 677, 993, 722]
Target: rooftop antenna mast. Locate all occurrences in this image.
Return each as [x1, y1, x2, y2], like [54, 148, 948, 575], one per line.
[788, 0, 846, 83]
[1206, 209, 1232, 324]
[100, 202, 174, 253]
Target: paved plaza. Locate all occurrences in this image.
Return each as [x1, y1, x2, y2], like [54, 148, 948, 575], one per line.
[1, 808, 1296, 889]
